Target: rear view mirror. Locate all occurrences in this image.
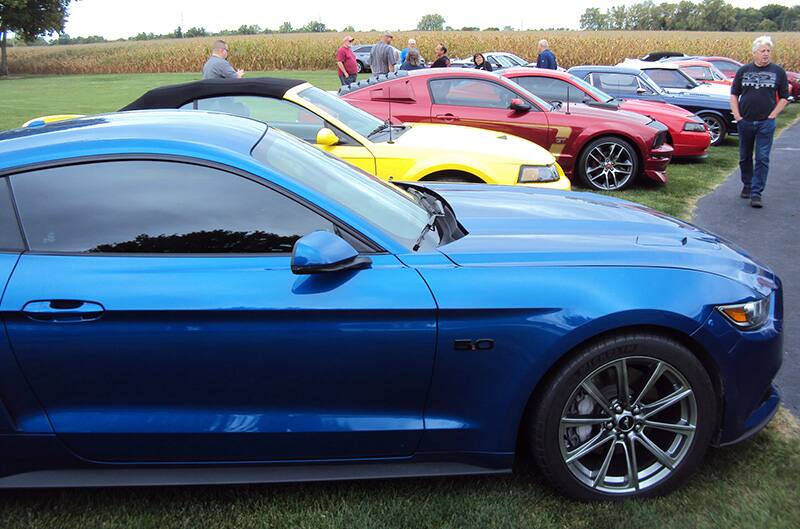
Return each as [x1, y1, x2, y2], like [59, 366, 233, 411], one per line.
[316, 128, 339, 147]
[509, 98, 531, 112]
[291, 231, 372, 275]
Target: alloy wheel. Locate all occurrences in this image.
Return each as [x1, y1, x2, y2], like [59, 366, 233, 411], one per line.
[701, 115, 723, 145]
[583, 141, 635, 190]
[558, 356, 697, 495]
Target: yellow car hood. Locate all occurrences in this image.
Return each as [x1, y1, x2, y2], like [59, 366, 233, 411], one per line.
[380, 123, 555, 165]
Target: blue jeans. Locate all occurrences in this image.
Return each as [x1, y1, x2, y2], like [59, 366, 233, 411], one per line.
[738, 118, 776, 198]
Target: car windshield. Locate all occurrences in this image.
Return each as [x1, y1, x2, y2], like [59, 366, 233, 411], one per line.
[252, 127, 431, 249]
[296, 86, 384, 139]
[570, 75, 615, 103]
[638, 71, 668, 94]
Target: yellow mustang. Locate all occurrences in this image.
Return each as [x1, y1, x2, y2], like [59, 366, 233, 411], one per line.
[24, 78, 570, 190]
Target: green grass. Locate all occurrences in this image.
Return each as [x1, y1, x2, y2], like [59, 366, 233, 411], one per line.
[0, 73, 799, 528]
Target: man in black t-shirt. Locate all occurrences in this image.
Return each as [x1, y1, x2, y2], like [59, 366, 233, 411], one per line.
[731, 36, 790, 208]
[431, 44, 450, 68]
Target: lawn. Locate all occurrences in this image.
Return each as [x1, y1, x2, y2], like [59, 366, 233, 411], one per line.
[0, 72, 799, 528]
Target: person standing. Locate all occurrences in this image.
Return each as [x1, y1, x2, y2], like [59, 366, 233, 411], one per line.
[336, 35, 359, 85]
[473, 53, 493, 71]
[202, 40, 244, 79]
[430, 43, 450, 68]
[535, 40, 557, 70]
[400, 38, 417, 64]
[369, 32, 398, 77]
[731, 35, 790, 208]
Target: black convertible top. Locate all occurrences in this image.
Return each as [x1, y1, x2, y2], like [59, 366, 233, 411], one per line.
[120, 77, 307, 111]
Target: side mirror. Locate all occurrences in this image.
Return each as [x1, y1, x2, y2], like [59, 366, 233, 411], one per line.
[550, 100, 563, 110]
[635, 87, 647, 95]
[509, 98, 531, 112]
[316, 128, 339, 147]
[291, 231, 372, 275]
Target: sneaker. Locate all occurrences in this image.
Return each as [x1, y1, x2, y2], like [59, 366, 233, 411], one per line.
[750, 196, 763, 208]
[740, 187, 751, 199]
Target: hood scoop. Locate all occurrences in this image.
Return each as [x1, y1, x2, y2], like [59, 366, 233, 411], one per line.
[636, 235, 687, 247]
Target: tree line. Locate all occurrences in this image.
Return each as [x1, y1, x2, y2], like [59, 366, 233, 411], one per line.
[580, 0, 800, 32]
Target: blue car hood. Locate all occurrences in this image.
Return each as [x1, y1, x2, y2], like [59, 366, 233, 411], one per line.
[429, 185, 774, 295]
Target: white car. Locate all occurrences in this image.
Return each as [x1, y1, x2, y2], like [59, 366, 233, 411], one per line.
[618, 59, 731, 97]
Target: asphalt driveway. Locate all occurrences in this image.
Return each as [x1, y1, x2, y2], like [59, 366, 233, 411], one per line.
[693, 118, 800, 415]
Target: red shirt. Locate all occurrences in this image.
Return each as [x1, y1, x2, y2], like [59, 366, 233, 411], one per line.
[336, 46, 358, 75]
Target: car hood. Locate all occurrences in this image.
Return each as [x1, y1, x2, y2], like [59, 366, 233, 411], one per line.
[427, 184, 774, 295]
[618, 99, 695, 119]
[550, 103, 654, 126]
[387, 123, 555, 164]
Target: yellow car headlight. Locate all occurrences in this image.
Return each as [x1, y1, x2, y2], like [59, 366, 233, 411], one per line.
[518, 164, 560, 184]
[717, 294, 771, 330]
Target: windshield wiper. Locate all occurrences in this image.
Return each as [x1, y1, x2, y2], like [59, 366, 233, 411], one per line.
[367, 122, 391, 138]
[412, 211, 444, 252]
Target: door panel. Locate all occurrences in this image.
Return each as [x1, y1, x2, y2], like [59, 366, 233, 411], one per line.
[1, 253, 436, 462]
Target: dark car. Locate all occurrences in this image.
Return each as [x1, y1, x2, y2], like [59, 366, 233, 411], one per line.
[568, 65, 737, 146]
[0, 110, 783, 500]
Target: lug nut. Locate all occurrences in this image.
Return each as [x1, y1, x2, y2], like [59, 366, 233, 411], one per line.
[606, 422, 614, 430]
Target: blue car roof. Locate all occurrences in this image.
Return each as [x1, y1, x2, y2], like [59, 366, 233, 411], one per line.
[0, 110, 268, 173]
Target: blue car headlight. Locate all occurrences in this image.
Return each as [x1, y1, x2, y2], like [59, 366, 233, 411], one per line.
[518, 164, 559, 183]
[717, 294, 771, 330]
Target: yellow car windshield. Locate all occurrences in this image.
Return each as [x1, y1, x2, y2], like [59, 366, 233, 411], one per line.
[296, 87, 384, 138]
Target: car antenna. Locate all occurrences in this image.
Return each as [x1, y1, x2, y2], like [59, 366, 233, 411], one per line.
[565, 84, 571, 115]
[387, 87, 394, 144]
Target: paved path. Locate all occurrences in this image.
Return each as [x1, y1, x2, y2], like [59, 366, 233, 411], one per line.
[693, 118, 800, 415]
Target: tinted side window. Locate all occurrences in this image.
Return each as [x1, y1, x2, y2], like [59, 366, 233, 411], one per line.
[646, 69, 691, 88]
[683, 66, 712, 81]
[595, 73, 641, 95]
[429, 78, 520, 109]
[515, 77, 586, 104]
[11, 161, 335, 254]
[0, 179, 24, 251]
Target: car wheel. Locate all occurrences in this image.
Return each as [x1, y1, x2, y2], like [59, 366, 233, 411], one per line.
[577, 137, 638, 191]
[356, 60, 364, 74]
[699, 113, 726, 146]
[530, 333, 717, 501]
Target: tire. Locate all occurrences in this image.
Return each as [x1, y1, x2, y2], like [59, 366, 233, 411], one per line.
[577, 137, 639, 191]
[356, 60, 364, 74]
[699, 113, 727, 146]
[529, 333, 717, 501]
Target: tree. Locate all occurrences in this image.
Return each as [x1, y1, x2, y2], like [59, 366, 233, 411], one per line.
[184, 26, 207, 38]
[417, 13, 445, 31]
[278, 21, 293, 33]
[460, 26, 479, 31]
[483, 27, 499, 31]
[579, 7, 607, 30]
[1, 0, 72, 76]
[299, 20, 326, 33]
[342, 25, 355, 32]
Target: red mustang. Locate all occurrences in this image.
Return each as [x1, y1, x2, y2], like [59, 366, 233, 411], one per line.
[500, 68, 711, 159]
[340, 69, 673, 191]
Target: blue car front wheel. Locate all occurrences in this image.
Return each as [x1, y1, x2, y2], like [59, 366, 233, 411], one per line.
[530, 333, 717, 500]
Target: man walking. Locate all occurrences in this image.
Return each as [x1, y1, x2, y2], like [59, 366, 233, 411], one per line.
[731, 35, 790, 208]
[202, 40, 244, 79]
[369, 33, 398, 77]
[535, 40, 557, 70]
[336, 35, 358, 86]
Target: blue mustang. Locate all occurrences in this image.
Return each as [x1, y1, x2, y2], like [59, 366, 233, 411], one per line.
[0, 111, 782, 500]
[568, 65, 737, 146]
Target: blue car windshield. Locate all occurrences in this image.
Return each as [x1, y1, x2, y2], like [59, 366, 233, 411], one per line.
[252, 128, 431, 249]
[570, 75, 615, 103]
[296, 86, 384, 139]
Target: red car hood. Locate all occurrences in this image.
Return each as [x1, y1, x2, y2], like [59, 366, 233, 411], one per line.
[553, 102, 654, 126]
[618, 99, 695, 120]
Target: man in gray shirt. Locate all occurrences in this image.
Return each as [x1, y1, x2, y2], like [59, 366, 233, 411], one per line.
[369, 33, 398, 77]
[202, 40, 244, 80]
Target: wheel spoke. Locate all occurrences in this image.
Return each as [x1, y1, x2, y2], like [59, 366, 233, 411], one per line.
[610, 169, 619, 188]
[561, 416, 610, 426]
[589, 152, 604, 165]
[637, 432, 677, 470]
[615, 359, 630, 405]
[565, 429, 613, 463]
[643, 420, 696, 435]
[641, 387, 693, 420]
[581, 380, 612, 415]
[593, 439, 617, 488]
[622, 435, 639, 490]
[632, 361, 665, 407]
[586, 164, 604, 175]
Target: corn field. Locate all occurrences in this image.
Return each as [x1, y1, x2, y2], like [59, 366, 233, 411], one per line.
[6, 31, 800, 75]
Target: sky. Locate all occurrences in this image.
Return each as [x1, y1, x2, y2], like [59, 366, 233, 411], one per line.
[63, 0, 798, 40]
